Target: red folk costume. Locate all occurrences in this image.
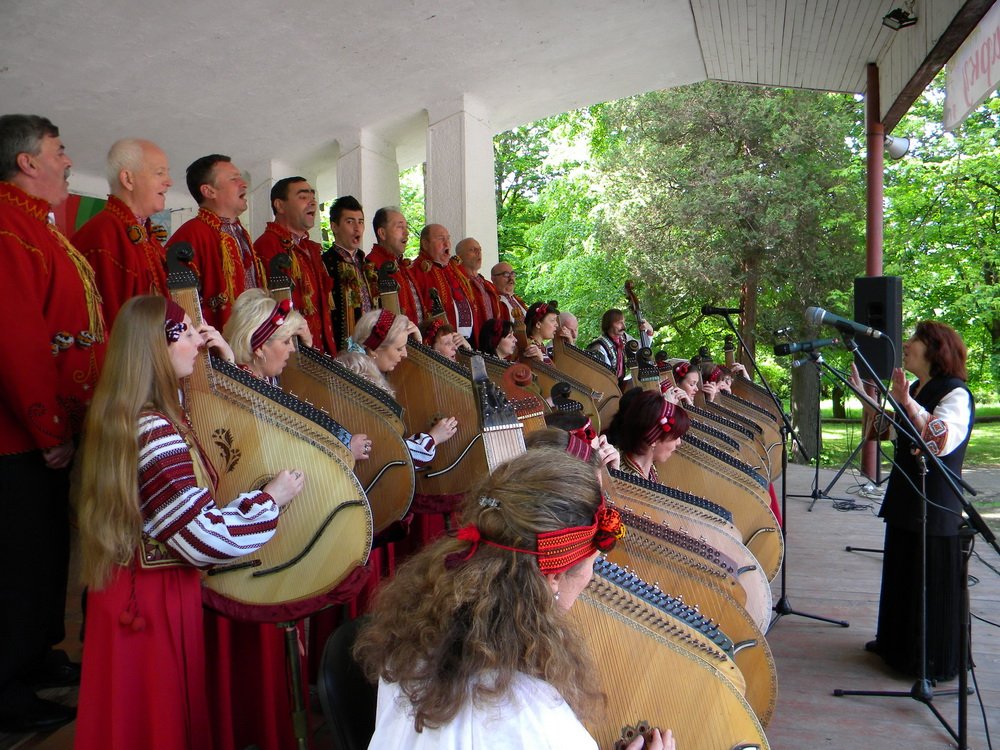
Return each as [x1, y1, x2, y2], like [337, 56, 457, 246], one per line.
[167, 208, 265, 330]
[453, 260, 502, 339]
[410, 254, 475, 337]
[72, 194, 168, 328]
[322, 244, 377, 350]
[0, 182, 106, 453]
[499, 291, 528, 324]
[74, 412, 282, 750]
[255, 222, 337, 354]
[366, 243, 425, 326]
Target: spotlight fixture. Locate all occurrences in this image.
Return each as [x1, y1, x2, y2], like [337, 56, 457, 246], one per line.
[884, 135, 911, 159]
[882, 7, 918, 30]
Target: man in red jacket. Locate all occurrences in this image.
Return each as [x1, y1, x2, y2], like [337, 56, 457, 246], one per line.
[72, 138, 173, 327]
[0, 114, 102, 732]
[366, 206, 424, 325]
[454, 236, 502, 339]
[254, 177, 336, 354]
[410, 223, 474, 340]
[167, 154, 264, 329]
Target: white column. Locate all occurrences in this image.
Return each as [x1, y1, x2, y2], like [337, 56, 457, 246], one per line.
[425, 95, 499, 268]
[336, 130, 401, 250]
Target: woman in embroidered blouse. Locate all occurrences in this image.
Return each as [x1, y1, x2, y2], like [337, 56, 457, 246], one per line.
[73, 295, 305, 750]
[849, 320, 974, 682]
[476, 317, 518, 360]
[604, 389, 691, 484]
[223, 288, 371, 463]
[343, 308, 458, 464]
[355, 448, 674, 750]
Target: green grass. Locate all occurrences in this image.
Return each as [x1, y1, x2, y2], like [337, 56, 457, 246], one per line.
[811, 399, 1000, 468]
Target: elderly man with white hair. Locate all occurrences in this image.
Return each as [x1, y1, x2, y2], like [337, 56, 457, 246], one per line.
[72, 138, 173, 326]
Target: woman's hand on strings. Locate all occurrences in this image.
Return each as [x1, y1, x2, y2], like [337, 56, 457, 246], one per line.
[593, 434, 620, 470]
[622, 727, 675, 750]
[429, 416, 458, 446]
[265, 469, 305, 508]
[351, 433, 372, 462]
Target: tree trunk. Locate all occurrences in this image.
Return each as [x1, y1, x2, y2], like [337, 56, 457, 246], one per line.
[831, 385, 846, 419]
[740, 252, 761, 361]
[791, 360, 820, 464]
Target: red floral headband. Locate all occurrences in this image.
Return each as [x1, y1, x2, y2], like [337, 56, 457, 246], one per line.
[673, 361, 691, 379]
[164, 300, 187, 343]
[447, 498, 624, 574]
[422, 319, 446, 346]
[643, 399, 679, 445]
[706, 365, 724, 384]
[250, 299, 292, 351]
[362, 309, 396, 350]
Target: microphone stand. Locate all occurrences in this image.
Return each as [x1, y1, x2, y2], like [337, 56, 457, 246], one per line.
[830, 334, 994, 749]
[712, 313, 848, 631]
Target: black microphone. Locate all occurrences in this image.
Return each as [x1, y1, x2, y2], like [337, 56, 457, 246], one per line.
[701, 304, 744, 316]
[805, 306, 883, 339]
[774, 337, 840, 356]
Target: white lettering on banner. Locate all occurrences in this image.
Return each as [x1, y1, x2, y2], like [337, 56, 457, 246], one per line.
[945, 2, 1000, 130]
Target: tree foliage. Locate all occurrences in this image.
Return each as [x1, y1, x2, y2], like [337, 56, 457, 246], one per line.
[884, 78, 1000, 398]
[592, 83, 866, 360]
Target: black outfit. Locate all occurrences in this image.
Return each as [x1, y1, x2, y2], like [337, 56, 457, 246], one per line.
[872, 376, 973, 682]
[0, 451, 72, 721]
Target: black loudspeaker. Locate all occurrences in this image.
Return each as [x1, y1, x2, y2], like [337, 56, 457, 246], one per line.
[853, 276, 903, 380]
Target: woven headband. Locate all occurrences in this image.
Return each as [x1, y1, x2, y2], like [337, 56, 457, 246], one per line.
[423, 319, 446, 346]
[643, 398, 679, 445]
[250, 299, 292, 351]
[446, 498, 624, 574]
[362, 309, 396, 350]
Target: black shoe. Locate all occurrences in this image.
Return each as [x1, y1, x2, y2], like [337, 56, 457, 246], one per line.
[0, 696, 76, 733]
[25, 649, 82, 689]
[864, 639, 881, 654]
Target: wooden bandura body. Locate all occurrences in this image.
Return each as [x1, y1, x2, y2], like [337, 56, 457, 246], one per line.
[280, 348, 416, 533]
[167, 247, 371, 613]
[549, 336, 622, 425]
[607, 469, 772, 630]
[610, 510, 777, 725]
[572, 558, 770, 750]
[656, 435, 783, 581]
[387, 342, 486, 497]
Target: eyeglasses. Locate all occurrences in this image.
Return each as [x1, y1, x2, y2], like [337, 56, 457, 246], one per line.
[493, 271, 516, 279]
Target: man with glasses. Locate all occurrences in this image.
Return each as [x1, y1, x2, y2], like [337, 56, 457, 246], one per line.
[490, 261, 527, 323]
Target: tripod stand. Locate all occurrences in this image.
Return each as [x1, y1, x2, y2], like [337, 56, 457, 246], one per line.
[710, 312, 848, 631]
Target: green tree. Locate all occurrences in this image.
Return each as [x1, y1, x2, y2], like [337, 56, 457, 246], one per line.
[592, 82, 866, 362]
[884, 81, 1000, 399]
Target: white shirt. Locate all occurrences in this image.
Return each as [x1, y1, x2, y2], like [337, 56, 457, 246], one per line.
[369, 673, 598, 750]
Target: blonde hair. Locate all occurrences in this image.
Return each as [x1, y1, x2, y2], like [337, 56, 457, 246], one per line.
[354, 449, 606, 731]
[351, 308, 417, 354]
[223, 288, 306, 365]
[74, 296, 187, 588]
[334, 351, 394, 397]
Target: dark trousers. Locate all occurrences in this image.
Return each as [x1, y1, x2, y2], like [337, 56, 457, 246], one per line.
[0, 450, 70, 713]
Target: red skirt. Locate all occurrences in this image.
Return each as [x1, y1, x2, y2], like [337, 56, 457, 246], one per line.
[75, 564, 212, 750]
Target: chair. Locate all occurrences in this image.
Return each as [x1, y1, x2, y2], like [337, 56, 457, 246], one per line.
[318, 616, 377, 750]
